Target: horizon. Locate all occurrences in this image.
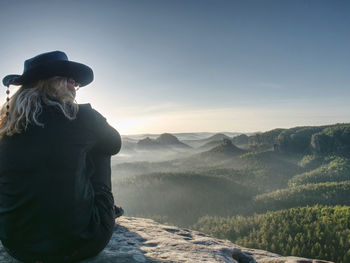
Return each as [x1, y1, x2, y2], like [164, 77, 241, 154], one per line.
[120, 120, 349, 137]
[1, 0, 349, 134]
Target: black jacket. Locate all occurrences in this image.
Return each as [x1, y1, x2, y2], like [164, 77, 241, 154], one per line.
[0, 103, 121, 254]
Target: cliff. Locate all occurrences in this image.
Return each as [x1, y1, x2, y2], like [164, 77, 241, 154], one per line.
[0, 217, 333, 263]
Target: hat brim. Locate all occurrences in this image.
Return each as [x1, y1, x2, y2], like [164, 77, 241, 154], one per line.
[2, 60, 93, 87]
[2, 75, 22, 87]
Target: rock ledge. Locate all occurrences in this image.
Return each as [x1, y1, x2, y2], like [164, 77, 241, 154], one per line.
[0, 217, 334, 263]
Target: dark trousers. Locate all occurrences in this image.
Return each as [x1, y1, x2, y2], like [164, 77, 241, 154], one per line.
[3, 153, 116, 263]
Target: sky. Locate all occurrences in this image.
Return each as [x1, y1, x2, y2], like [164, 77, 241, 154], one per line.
[0, 0, 349, 135]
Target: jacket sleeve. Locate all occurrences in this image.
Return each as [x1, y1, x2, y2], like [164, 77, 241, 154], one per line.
[89, 106, 122, 156]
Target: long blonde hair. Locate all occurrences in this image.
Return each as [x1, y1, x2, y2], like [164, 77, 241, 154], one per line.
[0, 77, 79, 137]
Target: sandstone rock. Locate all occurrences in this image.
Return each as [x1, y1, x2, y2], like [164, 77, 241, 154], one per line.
[0, 217, 334, 263]
[232, 134, 249, 146]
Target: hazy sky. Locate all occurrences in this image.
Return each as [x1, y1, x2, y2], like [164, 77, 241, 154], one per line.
[1, 0, 349, 134]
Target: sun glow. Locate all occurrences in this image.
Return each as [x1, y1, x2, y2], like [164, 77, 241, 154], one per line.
[108, 116, 158, 135]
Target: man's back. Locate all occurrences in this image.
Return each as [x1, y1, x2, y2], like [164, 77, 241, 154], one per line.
[0, 104, 121, 255]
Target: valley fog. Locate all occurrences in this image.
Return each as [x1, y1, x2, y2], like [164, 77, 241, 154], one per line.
[109, 125, 350, 262]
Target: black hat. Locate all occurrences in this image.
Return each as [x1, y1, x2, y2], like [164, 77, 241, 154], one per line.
[2, 51, 94, 87]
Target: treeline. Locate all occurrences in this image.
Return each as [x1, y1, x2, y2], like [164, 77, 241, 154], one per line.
[195, 205, 350, 263]
[249, 128, 285, 150]
[238, 150, 303, 190]
[114, 172, 258, 226]
[289, 155, 350, 186]
[247, 123, 350, 156]
[113, 151, 350, 227]
[253, 181, 350, 213]
[312, 124, 350, 156]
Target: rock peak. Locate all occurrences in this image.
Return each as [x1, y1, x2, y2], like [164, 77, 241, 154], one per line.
[156, 133, 181, 144]
[221, 138, 233, 146]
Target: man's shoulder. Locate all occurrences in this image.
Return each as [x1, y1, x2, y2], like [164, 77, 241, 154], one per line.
[77, 104, 107, 126]
[78, 104, 106, 120]
[77, 103, 96, 118]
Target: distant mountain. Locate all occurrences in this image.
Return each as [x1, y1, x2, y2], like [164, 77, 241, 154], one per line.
[124, 132, 256, 141]
[137, 137, 163, 149]
[311, 124, 350, 156]
[270, 123, 350, 155]
[120, 140, 137, 152]
[121, 136, 139, 143]
[232, 134, 249, 146]
[243, 123, 350, 155]
[183, 133, 231, 148]
[208, 138, 245, 156]
[155, 133, 190, 148]
[247, 128, 285, 150]
[137, 133, 191, 150]
[172, 132, 215, 140]
[205, 133, 230, 142]
[173, 132, 244, 141]
[198, 140, 222, 151]
[120, 136, 138, 152]
[196, 139, 245, 160]
[155, 133, 191, 149]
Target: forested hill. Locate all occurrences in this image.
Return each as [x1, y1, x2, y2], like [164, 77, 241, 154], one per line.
[113, 122, 350, 263]
[248, 123, 350, 156]
[196, 206, 350, 263]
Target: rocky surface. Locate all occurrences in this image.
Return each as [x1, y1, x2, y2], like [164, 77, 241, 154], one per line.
[0, 217, 333, 263]
[232, 134, 249, 146]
